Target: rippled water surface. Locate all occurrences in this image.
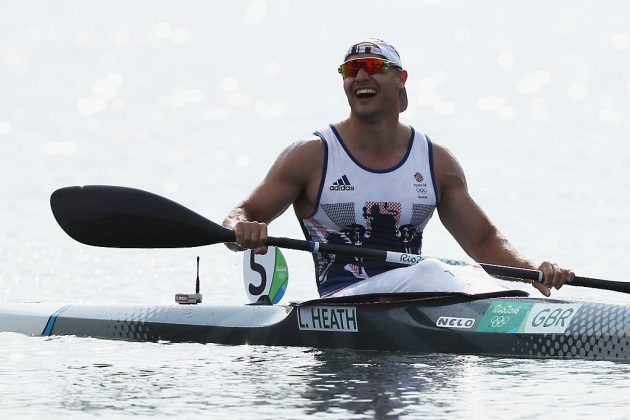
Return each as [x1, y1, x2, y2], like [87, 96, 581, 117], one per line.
[4, 335, 630, 419]
[2, 1, 630, 418]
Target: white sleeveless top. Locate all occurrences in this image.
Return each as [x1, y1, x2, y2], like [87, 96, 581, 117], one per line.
[299, 124, 438, 297]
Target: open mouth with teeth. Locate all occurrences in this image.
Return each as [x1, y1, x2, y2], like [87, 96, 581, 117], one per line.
[355, 88, 377, 99]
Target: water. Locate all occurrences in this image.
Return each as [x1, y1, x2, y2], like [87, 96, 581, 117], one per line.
[4, 335, 630, 419]
[1, 0, 630, 418]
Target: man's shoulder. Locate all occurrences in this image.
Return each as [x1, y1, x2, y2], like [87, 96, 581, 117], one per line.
[429, 141, 445, 154]
[271, 137, 326, 188]
[428, 140, 456, 161]
[274, 137, 325, 174]
[420, 138, 464, 181]
[280, 136, 325, 158]
[303, 134, 326, 146]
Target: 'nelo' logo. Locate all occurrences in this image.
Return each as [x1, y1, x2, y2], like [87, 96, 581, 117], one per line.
[330, 175, 354, 191]
[436, 317, 475, 329]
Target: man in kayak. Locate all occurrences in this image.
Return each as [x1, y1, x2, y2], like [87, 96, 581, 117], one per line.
[223, 38, 574, 297]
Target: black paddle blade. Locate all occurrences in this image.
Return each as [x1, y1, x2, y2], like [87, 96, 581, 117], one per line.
[50, 185, 235, 248]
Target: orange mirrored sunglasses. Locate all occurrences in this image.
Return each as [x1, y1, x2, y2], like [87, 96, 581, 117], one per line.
[338, 57, 402, 78]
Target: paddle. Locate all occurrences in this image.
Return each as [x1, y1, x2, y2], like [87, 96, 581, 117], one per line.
[51, 185, 630, 294]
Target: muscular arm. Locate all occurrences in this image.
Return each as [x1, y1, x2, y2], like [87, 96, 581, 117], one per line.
[434, 144, 534, 268]
[434, 146, 533, 267]
[433, 144, 574, 296]
[223, 138, 324, 251]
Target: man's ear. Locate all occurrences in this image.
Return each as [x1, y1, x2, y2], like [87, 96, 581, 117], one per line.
[399, 69, 408, 88]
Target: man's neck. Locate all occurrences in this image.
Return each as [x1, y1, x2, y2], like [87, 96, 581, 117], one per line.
[335, 115, 411, 169]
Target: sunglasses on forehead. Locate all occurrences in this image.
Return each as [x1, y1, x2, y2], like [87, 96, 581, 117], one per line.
[338, 57, 402, 78]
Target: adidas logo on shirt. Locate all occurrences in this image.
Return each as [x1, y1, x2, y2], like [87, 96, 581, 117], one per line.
[329, 175, 355, 191]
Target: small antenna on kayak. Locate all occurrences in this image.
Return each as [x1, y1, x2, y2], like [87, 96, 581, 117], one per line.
[175, 256, 203, 305]
[196, 256, 200, 294]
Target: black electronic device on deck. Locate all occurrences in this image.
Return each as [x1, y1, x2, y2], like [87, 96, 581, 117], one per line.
[175, 256, 203, 304]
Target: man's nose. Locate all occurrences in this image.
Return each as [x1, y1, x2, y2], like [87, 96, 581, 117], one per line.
[355, 67, 370, 80]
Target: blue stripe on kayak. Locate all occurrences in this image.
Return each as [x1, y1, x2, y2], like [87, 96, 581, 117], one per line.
[42, 305, 71, 336]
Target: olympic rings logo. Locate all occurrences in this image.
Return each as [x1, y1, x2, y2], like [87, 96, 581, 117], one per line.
[490, 315, 510, 327]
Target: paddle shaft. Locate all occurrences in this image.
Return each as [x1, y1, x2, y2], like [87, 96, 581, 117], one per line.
[266, 235, 630, 293]
[267, 236, 541, 278]
[51, 185, 630, 294]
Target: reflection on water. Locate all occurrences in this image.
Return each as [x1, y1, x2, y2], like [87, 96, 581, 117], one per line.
[301, 351, 460, 417]
[2, 335, 630, 418]
[297, 350, 630, 419]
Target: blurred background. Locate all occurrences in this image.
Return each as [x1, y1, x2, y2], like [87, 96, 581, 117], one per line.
[1, 0, 629, 304]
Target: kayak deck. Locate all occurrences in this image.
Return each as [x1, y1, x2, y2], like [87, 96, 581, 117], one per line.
[2, 292, 630, 362]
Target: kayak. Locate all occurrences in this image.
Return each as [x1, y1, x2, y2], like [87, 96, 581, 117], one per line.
[6, 185, 626, 363]
[2, 290, 629, 362]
